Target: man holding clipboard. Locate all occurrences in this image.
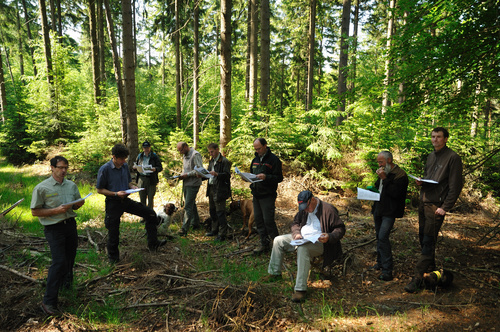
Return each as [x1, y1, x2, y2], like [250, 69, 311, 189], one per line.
[405, 127, 463, 293]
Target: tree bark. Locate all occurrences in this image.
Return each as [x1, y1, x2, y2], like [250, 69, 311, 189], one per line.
[16, 4, 25, 78]
[306, 0, 317, 111]
[220, 0, 232, 151]
[382, 0, 395, 113]
[193, 2, 200, 149]
[21, 0, 37, 77]
[103, 0, 126, 142]
[39, 0, 53, 85]
[175, 0, 181, 128]
[0, 46, 6, 123]
[97, 0, 106, 101]
[122, 0, 138, 161]
[336, 0, 350, 125]
[248, 0, 258, 107]
[348, 0, 360, 101]
[89, 0, 101, 104]
[260, 0, 270, 108]
[245, 0, 250, 100]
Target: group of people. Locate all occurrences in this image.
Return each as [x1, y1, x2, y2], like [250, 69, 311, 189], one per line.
[30, 127, 462, 314]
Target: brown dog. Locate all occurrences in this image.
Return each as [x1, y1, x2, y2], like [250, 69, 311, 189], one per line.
[229, 199, 255, 239]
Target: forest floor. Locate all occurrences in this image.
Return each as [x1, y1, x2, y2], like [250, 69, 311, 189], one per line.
[1, 177, 500, 331]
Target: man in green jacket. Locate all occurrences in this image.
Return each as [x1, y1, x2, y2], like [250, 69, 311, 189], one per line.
[405, 127, 463, 293]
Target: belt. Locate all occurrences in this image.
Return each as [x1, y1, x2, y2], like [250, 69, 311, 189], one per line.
[44, 217, 75, 229]
[139, 174, 151, 177]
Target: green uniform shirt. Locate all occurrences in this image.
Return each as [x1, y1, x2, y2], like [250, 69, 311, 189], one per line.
[31, 176, 81, 226]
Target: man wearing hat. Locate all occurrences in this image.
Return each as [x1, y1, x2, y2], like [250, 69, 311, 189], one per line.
[133, 141, 163, 209]
[265, 190, 346, 302]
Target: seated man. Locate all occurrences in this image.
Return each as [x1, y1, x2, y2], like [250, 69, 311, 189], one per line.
[265, 190, 346, 302]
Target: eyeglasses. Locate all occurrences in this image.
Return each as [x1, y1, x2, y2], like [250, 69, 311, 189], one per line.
[55, 166, 69, 170]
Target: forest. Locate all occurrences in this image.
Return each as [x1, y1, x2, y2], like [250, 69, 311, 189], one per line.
[0, 0, 499, 330]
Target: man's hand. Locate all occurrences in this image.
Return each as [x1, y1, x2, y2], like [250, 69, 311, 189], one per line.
[256, 173, 266, 180]
[293, 234, 303, 240]
[376, 168, 387, 180]
[73, 200, 85, 210]
[180, 173, 188, 180]
[209, 171, 218, 177]
[318, 233, 329, 243]
[415, 179, 423, 186]
[435, 207, 446, 216]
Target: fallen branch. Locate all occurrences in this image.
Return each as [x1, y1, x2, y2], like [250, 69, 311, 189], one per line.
[389, 300, 472, 308]
[468, 267, 500, 276]
[86, 228, 100, 252]
[0, 264, 41, 284]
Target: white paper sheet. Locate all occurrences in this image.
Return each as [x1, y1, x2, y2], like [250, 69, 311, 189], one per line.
[357, 187, 380, 201]
[408, 174, 438, 184]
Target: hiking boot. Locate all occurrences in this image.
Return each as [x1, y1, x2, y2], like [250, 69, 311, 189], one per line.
[253, 244, 270, 255]
[369, 263, 382, 270]
[292, 291, 307, 303]
[178, 230, 187, 237]
[205, 231, 218, 237]
[40, 302, 59, 315]
[261, 274, 282, 283]
[404, 277, 423, 293]
[214, 236, 226, 242]
[379, 273, 393, 281]
[149, 239, 167, 251]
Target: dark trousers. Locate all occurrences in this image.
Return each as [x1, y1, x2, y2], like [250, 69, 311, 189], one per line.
[415, 203, 445, 278]
[104, 197, 159, 261]
[374, 215, 395, 275]
[43, 218, 78, 306]
[253, 195, 279, 247]
[208, 185, 228, 236]
[138, 176, 157, 209]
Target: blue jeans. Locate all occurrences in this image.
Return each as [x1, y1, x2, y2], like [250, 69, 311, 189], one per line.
[253, 195, 279, 247]
[374, 215, 395, 275]
[43, 218, 78, 306]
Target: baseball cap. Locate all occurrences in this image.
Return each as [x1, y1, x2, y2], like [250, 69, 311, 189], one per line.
[298, 190, 313, 211]
[142, 141, 151, 147]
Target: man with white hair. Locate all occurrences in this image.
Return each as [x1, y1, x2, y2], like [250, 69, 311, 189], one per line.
[371, 151, 408, 281]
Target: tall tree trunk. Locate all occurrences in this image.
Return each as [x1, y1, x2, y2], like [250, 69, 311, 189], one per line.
[382, 0, 395, 113]
[56, 0, 62, 39]
[248, 0, 258, 107]
[0, 46, 6, 123]
[336, 0, 350, 125]
[306, 0, 316, 111]
[16, 5, 25, 78]
[260, 0, 270, 108]
[398, 10, 407, 104]
[22, 0, 37, 77]
[132, 0, 137, 67]
[220, 0, 232, 151]
[175, 0, 181, 128]
[49, 0, 56, 31]
[245, 0, 250, 100]
[104, 0, 126, 142]
[193, 2, 199, 149]
[97, 0, 106, 101]
[89, 0, 101, 104]
[348, 0, 360, 101]
[122, 0, 138, 161]
[39, 0, 53, 85]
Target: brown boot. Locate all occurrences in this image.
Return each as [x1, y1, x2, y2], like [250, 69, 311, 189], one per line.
[292, 290, 306, 302]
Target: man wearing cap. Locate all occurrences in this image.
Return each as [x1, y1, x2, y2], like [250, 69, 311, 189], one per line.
[371, 151, 408, 281]
[97, 144, 166, 264]
[133, 141, 163, 209]
[265, 191, 346, 302]
[251, 138, 284, 254]
[177, 141, 203, 236]
[31, 156, 84, 315]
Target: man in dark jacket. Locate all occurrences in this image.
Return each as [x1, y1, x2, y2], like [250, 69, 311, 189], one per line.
[371, 151, 408, 281]
[133, 141, 163, 209]
[265, 191, 345, 302]
[250, 138, 283, 253]
[204, 143, 231, 241]
[405, 127, 463, 293]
